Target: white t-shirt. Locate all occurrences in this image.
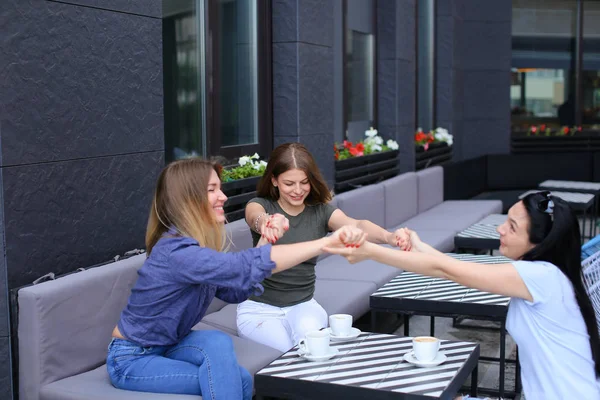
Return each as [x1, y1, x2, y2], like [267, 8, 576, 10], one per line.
[506, 260, 600, 398]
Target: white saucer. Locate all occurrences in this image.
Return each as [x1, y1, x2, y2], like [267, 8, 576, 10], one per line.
[325, 327, 362, 341]
[403, 351, 447, 367]
[299, 347, 339, 362]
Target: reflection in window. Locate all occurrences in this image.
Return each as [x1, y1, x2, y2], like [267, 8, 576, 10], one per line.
[345, 30, 374, 123]
[163, 7, 203, 161]
[218, 0, 258, 147]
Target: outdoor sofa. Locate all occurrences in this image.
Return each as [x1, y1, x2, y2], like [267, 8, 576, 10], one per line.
[15, 166, 501, 400]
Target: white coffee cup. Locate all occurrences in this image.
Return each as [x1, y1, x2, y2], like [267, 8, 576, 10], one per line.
[329, 314, 353, 337]
[298, 330, 330, 356]
[412, 336, 440, 362]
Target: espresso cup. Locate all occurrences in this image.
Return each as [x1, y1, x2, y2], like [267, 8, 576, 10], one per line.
[298, 330, 330, 356]
[329, 314, 353, 337]
[412, 336, 440, 362]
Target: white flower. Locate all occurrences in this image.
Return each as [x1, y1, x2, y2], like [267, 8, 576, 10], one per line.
[417, 127, 423, 133]
[259, 160, 267, 168]
[238, 156, 251, 166]
[374, 136, 383, 145]
[365, 127, 378, 138]
[250, 153, 260, 159]
[387, 140, 399, 150]
[371, 144, 383, 152]
[252, 163, 261, 170]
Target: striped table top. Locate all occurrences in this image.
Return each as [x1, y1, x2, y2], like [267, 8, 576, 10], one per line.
[476, 213, 507, 226]
[256, 332, 479, 399]
[539, 180, 600, 192]
[370, 253, 512, 317]
[518, 190, 594, 205]
[456, 224, 500, 240]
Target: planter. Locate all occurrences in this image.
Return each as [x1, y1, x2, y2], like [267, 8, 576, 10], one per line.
[415, 142, 452, 170]
[510, 130, 600, 153]
[222, 176, 261, 222]
[334, 150, 399, 194]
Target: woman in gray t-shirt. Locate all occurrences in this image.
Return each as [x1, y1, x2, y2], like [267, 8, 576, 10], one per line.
[238, 143, 411, 352]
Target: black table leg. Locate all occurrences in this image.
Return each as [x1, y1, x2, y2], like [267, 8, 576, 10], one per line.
[499, 320, 506, 398]
[371, 310, 376, 332]
[470, 364, 478, 397]
[404, 314, 410, 336]
[515, 345, 522, 395]
[430, 316, 435, 336]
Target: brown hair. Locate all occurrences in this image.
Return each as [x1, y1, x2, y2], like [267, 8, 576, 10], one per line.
[145, 158, 225, 255]
[256, 143, 332, 205]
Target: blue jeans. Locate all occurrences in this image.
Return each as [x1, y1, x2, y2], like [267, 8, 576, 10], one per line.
[107, 330, 252, 399]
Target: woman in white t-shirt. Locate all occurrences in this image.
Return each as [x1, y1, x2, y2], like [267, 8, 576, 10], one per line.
[324, 191, 600, 399]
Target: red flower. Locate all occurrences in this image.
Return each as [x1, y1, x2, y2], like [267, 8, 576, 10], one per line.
[578, 126, 583, 131]
[563, 127, 570, 134]
[540, 124, 546, 131]
[355, 143, 365, 153]
[530, 126, 537, 134]
[349, 146, 363, 156]
[334, 152, 339, 160]
[415, 132, 428, 143]
[343, 140, 353, 149]
[426, 133, 435, 143]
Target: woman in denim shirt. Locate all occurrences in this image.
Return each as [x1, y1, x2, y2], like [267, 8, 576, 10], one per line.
[106, 158, 366, 399]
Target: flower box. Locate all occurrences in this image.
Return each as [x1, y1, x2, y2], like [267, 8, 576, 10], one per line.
[415, 142, 452, 170]
[510, 130, 600, 153]
[334, 150, 400, 194]
[222, 176, 260, 222]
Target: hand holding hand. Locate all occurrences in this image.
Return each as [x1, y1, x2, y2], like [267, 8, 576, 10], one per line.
[261, 213, 289, 244]
[323, 226, 370, 264]
[388, 228, 411, 251]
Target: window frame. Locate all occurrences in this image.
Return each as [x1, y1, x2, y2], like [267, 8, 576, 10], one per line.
[203, 0, 273, 160]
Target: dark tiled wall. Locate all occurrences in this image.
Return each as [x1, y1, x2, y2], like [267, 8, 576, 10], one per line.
[272, 0, 335, 186]
[0, 0, 164, 398]
[377, 0, 417, 173]
[436, 0, 512, 162]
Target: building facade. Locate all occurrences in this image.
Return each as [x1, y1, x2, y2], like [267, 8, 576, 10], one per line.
[0, 0, 516, 398]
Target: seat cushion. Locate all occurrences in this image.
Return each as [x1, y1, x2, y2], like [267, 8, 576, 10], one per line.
[225, 218, 254, 251]
[382, 172, 418, 229]
[199, 304, 238, 336]
[335, 184, 385, 227]
[41, 323, 282, 400]
[402, 200, 502, 232]
[408, 229, 456, 253]
[313, 279, 377, 320]
[315, 253, 401, 287]
[416, 166, 444, 213]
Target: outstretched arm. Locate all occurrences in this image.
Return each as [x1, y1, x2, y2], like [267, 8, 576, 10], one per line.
[328, 209, 411, 250]
[323, 241, 533, 301]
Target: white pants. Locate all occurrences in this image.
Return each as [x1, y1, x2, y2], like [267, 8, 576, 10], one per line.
[236, 298, 328, 352]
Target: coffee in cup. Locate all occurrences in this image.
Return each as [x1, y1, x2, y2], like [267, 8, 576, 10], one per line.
[412, 336, 440, 362]
[328, 314, 353, 337]
[298, 330, 330, 356]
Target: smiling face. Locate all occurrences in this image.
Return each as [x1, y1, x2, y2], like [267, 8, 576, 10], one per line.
[207, 169, 227, 223]
[496, 201, 536, 260]
[272, 168, 311, 210]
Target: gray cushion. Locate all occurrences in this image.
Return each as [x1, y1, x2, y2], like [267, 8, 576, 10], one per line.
[40, 323, 283, 400]
[382, 172, 418, 229]
[18, 254, 146, 400]
[199, 304, 239, 336]
[407, 229, 456, 253]
[402, 200, 502, 232]
[225, 218, 253, 251]
[314, 279, 377, 319]
[315, 253, 401, 287]
[336, 184, 386, 227]
[416, 166, 444, 213]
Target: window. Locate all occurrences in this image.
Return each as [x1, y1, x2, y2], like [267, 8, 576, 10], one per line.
[343, 0, 376, 143]
[163, 0, 272, 162]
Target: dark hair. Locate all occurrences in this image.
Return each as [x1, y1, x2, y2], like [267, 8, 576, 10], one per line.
[521, 191, 600, 377]
[256, 143, 332, 205]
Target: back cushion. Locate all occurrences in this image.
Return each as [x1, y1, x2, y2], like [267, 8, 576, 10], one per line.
[416, 166, 444, 213]
[336, 184, 385, 227]
[226, 218, 253, 251]
[383, 172, 418, 228]
[18, 254, 145, 400]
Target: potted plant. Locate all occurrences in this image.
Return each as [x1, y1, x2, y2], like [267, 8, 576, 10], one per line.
[334, 127, 400, 194]
[414, 127, 453, 170]
[221, 153, 267, 221]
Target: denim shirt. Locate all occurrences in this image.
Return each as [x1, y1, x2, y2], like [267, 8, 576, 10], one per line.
[117, 235, 275, 347]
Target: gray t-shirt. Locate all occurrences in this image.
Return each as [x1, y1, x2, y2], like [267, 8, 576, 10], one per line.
[248, 197, 336, 307]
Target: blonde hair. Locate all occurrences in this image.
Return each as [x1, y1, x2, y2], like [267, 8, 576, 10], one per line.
[146, 158, 225, 254]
